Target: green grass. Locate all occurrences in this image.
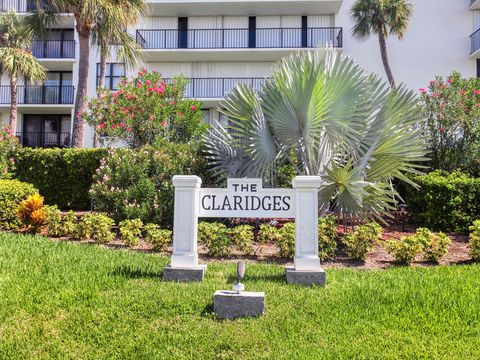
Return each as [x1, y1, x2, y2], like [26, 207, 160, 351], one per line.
[0, 233, 479, 359]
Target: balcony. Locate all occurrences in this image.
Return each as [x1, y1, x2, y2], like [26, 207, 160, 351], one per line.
[31, 40, 75, 59]
[0, 85, 75, 105]
[16, 131, 71, 148]
[471, 28, 480, 56]
[471, 0, 480, 10]
[0, 0, 37, 12]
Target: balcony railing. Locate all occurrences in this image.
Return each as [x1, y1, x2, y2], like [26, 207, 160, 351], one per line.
[0, 0, 37, 12]
[0, 85, 75, 104]
[471, 28, 480, 54]
[137, 27, 343, 49]
[31, 40, 75, 59]
[167, 78, 267, 99]
[16, 132, 71, 148]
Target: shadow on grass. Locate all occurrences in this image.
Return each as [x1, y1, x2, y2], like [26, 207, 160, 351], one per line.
[111, 265, 162, 279]
[226, 272, 286, 284]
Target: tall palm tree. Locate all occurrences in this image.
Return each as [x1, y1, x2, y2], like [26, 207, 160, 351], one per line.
[0, 11, 46, 134]
[27, 0, 144, 148]
[351, 0, 413, 88]
[206, 50, 426, 223]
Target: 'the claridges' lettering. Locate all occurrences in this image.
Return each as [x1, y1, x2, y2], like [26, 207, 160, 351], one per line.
[201, 194, 291, 212]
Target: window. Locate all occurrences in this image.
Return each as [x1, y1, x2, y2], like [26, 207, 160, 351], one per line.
[96, 63, 125, 90]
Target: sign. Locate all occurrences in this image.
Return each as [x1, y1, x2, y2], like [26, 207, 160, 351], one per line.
[199, 179, 295, 218]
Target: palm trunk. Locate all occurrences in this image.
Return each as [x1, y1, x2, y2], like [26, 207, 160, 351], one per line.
[93, 52, 107, 148]
[378, 25, 396, 88]
[9, 75, 17, 134]
[71, 32, 90, 148]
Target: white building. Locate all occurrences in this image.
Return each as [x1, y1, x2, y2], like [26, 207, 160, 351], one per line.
[0, 0, 478, 148]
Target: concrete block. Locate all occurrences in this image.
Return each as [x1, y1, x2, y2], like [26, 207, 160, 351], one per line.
[163, 264, 206, 282]
[285, 266, 326, 287]
[214, 291, 265, 319]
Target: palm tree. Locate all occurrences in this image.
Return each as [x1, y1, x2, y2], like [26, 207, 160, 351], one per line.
[351, 0, 413, 88]
[27, 0, 144, 148]
[205, 50, 426, 223]
[0, 12, 46, 134]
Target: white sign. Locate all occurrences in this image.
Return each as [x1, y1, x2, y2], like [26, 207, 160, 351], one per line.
[199, 179, 295, 218]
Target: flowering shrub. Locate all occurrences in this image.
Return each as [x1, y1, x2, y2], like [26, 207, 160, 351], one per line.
[420, 71, 480, 176]
[83, 69, 208, 147]
[0, 126, 19, 179]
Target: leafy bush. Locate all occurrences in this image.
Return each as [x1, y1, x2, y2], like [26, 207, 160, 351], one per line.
[90, 140, 209, 226]
[60, 211, 79, 238]
[119, 219, 143, 247]
[43, 205, 63, 237]
[258, 224, 280, 244]
[198, 222, 231, 257]
[469, 220, 480, 261]
[318, 215, 338, 261]
[144, 224, 171, 251]
[229, 225, 254, 254]
[415, 228, 451, 263]
[14, 147, 107, 210]
[342, 222, 382, 261]
[0, 126, 19, 179]
[16, 194, 46, 233]
[78, 213, 115, 244]
[386, 236, 423, 265]
[403, 171, 480, 233]
[277, 222, 295, 258]
[0, 179, 38, 230]
[83, 69, 207, 148]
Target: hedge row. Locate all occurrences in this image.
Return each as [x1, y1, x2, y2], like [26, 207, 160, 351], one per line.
[404, 171, 480, 233]
[14, 148, 108, 210]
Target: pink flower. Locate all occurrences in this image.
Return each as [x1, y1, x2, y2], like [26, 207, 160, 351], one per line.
[447, 79, 452, 83]
[137, 83, 142, 89]
[127, 127, 133, 132]
[146, 80, 151, 86]
[168, 101, 175, 105]
[430, 81, 435, 86]
[149, 115, 155, 122]
[460, 90, 466, 95]
[161, 121, 167, 127]
[190, 105, 197, 111]
[119, 122, 125, 128]
[419, 88, 426, 94]
[112, 124, 117, 129]
[148, 87, 153, 92]
[99, 122, 105, 129]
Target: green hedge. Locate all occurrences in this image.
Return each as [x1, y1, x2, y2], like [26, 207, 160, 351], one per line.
[14, 148, 107, 210]
[404, 171, 480, 233]
[0, 179, 38, 229]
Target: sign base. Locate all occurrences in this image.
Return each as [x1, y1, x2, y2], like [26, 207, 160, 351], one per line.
[214, 290, 265, 319]
[285, 266, 326, 287]
[163, 264, 207, 282]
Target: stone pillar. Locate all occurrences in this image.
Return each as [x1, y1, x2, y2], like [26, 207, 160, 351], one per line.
[163, 175, 206, 282]
[285, 176, 326, 286]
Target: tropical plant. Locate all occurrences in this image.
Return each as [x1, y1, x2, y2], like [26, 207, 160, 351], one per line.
[197, 222, 231, 257]
[144, 224, 171, 251]
[16, 193, 46, 232]
[277, 222, 295, 258]
[229, 225, 254, 254]
[43, 205, 63, 237]
[206, 50, 426, 223]
[0, 11, 46, 133]
[351, 0, 413, 88]
[318, 215, 338, 261]
[415, 227, 451, 263]
[119, 219, 143, 247]
[386, 235, 422, 265]
[343, 222, 382, 261]
[78, 213, 115, 243]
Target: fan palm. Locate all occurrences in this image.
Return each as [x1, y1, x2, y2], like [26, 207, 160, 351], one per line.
[351, 0, 413, 88]
[205, 49, 427, 223]
[0, 11, 46, 134]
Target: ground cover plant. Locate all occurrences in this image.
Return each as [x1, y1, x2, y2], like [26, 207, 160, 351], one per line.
[0, 232, 479, 359]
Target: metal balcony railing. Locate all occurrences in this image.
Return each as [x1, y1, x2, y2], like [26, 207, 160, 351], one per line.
[471, 28, 480, 54]
[0, 85, 75, 104]
[31, 40, 75, 58]
[0, 0, 38, 12]
[16, 131, 71, 148]
[137, 27, 343, 49]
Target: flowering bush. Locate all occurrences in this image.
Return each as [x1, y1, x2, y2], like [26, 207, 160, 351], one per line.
[83, 69, 208, 147]
[420, 71, 480, 176]
[0, 126, 19, 179]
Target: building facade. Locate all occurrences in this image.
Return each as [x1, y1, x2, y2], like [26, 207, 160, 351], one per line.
[0, 0, 478, 147]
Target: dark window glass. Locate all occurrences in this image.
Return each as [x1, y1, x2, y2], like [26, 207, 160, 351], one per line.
[96, 63, 125, 90]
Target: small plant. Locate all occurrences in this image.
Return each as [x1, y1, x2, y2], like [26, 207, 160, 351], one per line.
[277, 222, 295, 258]
[60, 211, 79, 238]
[119, 219, 144, 247]
[469, 220, 480, 261]
[230, 225, 254, 254]
[144, 223, 171, 251]
[78, 213, 115, 244]
[258, 224, 280, 244]
[342, 222, 382, 261]
[386, 236, 423, 265]
[415, 228, 451, 263]
[318, 215, 338, 261]
[43, 205, 63, 237]
[198, 222, 231, 257]
[16, 194, 46, 233]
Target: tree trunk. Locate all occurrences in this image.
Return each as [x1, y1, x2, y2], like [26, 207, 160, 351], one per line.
[378, 25, 396, 88]
[71, 32, 90, 148]
[9, 74, 17, 134]
[93, 52, 107, 148]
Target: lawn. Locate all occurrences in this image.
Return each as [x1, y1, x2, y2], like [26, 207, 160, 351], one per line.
[0, 233, 479, 359]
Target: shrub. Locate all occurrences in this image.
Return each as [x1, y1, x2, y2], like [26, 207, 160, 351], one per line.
[277, 222, 295, 258]
[415, 228, 451, 263]
[318, 215, 338, 261]
[90, 140, 210, 227]
[16, 194, 46, 233]
[43, 205, 63, 237]
[78, 213, 115, 244]
[14, 147, 107, 210]
[258, 224, 280, 244]
[60, 211, 79, 238]
[386, 236, 423, 265]
[119, 219, 143, 247]
[403, 171, 480, 233]
[229, 225, 254, 254]
[144, 224, 171, 251]
[342, 222, 382, 261]
[469, 220, 480, 261]
[198, 222, 231, 257]
[0, 126, 19, 179]
[0, 179, 38, 230]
